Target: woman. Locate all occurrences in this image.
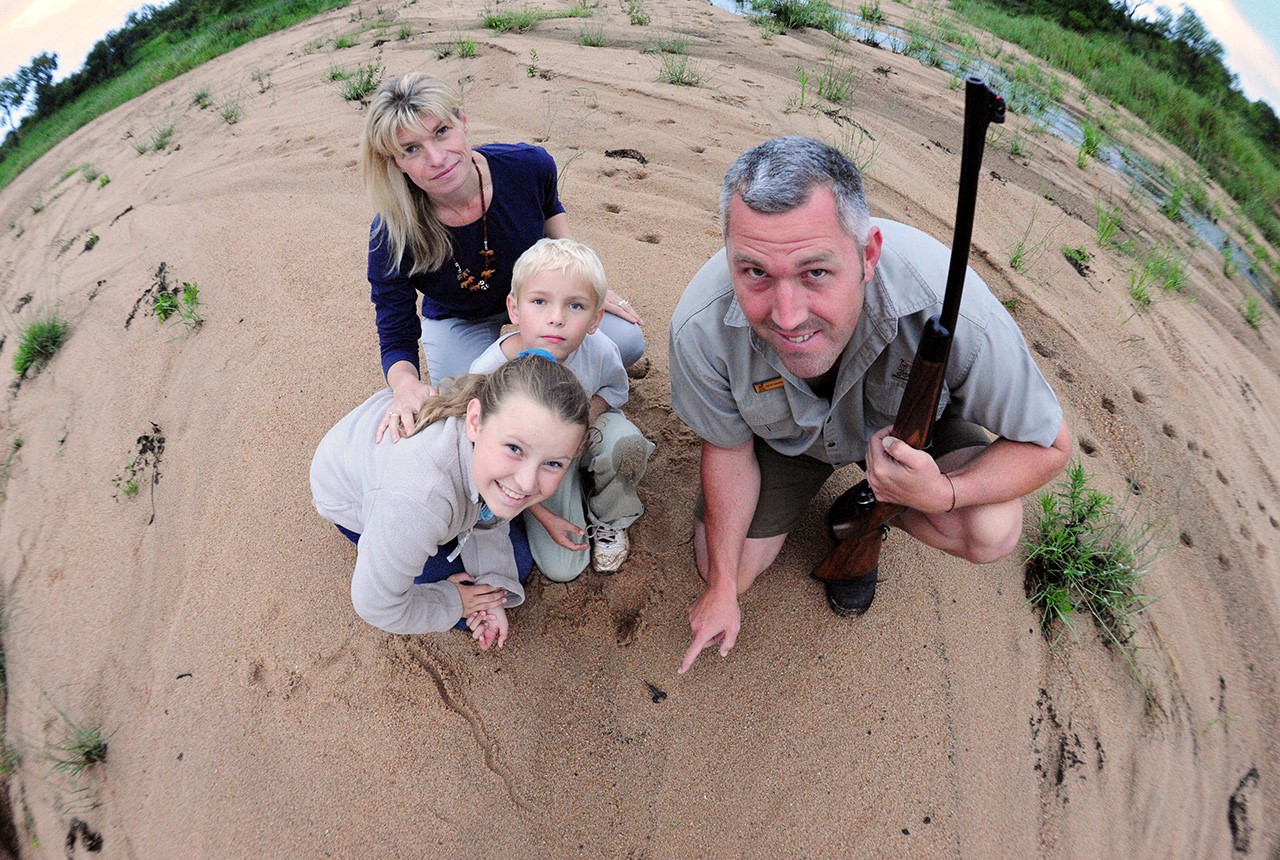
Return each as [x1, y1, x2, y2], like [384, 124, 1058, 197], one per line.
[360, 73, 645, 442]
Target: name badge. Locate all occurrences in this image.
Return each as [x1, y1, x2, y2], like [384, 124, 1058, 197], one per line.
[752, 376, 784, 394]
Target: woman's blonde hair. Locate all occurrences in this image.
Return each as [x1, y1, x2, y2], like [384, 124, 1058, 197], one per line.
[414, 355, 590, 439]
[361, 73, 466, 276]
[511, 238, 609, 309]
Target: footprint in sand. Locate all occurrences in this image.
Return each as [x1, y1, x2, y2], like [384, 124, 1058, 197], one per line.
[1132, 388, 1147, 403]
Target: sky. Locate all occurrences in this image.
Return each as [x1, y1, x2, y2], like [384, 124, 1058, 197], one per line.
[0, 0, 1278, 111]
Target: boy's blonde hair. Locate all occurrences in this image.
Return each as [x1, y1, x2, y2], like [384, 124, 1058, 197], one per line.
[510, 238, 609, 308]
[361, 73, 465, 276]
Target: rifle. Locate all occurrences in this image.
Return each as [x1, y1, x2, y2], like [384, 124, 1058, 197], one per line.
[811, 77, 1005, 604]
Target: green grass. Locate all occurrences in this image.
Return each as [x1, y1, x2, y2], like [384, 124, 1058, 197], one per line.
[859, 0, 885, 25]
[331, 33, 358, 48]
[642, 34, 688, 55]
[154, 281, 203, 328]
[750, 0, 845, 37]
[1076, 120, 1101, 169]
[0, 0, 353, 192]
[219, 99, 243, 124]
[1024, 460, 1155, 668]
[396, 23, 413, 40]
[1241, 297, 1265, 330]
[657, 54, 702, 86]
[12, 314, 70, 378]
[337, 61, 384, 103]
[483, 2, 594, 34]
[97, 174, 111, 189]
[83, 232, 99, 252]
[577, 23, 607, 47]
[1061, 244, 1090, 272]
[1094, 200, 1122, 246]
[1147, 246, 1188, 292]
[1128, 267, 1153, 311]
[46, 708, 111, 776]
[455, 36, 477, 57]
[1159, 183, 1184, 222]
[192, 86, 213, 109]
[624, 0, 650, 25]
[816, 58, 858, 105]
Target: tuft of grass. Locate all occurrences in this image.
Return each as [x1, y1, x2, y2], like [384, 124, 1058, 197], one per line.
[1024, 460, 1155, 669]
[750, 0, 844, 37]
[113, 467, 140, 498]
[79, 163, 100, 182]
[1076, 121, 1101, 169]
[83, 232, 99, 252]
[250, 70, 272, 93]
[834, 122, 880, 173]
[816, 58, 857, 105]
[642, 34, 688, 55]
[577, 23, 607, 46]
[1094, 201, 1121, 247]
[303, 37, 325, 54]
[339, 61, 384, 103]
[192, 86, 213, 109]
[455, 36, 477, 57]
[46, 708, 111, 777]
[219, 99, 242, 125]
[624, 0, 650, 25]
[1159, 184, 1184, 222]
[1127, 267, 1153, 311]
[29, 194, 46, 214]
[150, 123, 176, 151]
[859, 0, 885, 25]
[397, 23, 413, 40]
[1222, 244, 1236, 279]
[12, 315, 70, 378]
[1146, 246, 1187, 293]
[485, 3, 592, 33]
[1241, 297, 1265, 330]
[97, 174, 111, 190]
[332, 33, 358, 49]
[1061, 244, 1090, 274]
[657, 54, 702, 86]
[153, 291, 179, 322]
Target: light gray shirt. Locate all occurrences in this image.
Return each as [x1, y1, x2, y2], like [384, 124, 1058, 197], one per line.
[669, 218, 1063, 466]
[310, 389, 524, 634]
[470, 330, 629, 409]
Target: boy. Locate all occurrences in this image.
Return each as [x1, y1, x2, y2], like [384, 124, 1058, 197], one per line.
[470, 238, 654, 581]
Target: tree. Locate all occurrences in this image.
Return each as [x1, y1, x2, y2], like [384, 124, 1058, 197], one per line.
[0, 67, 34, 141]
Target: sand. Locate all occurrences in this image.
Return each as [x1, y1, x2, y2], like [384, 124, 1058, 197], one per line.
[0, 0, 1277, 856]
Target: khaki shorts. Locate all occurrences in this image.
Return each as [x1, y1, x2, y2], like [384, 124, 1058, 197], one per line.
[695, 417, 990, 539]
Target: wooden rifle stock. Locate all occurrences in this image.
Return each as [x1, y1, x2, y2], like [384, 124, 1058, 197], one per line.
[813, 77, 1005, 585]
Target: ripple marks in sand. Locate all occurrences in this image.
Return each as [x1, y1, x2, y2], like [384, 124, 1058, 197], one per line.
[399, 642, 534, 814]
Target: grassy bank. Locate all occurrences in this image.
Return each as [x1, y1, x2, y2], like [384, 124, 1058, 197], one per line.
[951, 0, 1280, 249]
[0, 0, 350, 191]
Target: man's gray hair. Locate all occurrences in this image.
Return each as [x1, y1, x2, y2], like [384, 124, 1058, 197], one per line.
[720, 136, 871, 243]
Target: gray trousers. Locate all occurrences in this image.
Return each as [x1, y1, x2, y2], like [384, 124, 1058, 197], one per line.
[527, 409, 654, 582]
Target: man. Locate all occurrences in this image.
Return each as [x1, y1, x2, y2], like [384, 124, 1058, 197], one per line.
[669, 137, 1071, 674]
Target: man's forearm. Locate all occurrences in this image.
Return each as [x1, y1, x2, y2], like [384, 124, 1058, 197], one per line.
[948, 419, 1071, 509]
[700, 439, 761, 593]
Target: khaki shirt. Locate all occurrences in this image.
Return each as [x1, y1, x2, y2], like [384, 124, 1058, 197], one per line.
[669, 219, 1063, 467]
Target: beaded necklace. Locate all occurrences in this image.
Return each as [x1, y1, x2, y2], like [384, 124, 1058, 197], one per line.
[451, 158, 496, 292]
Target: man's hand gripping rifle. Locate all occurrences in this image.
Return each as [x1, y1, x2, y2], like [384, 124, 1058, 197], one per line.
[811, 78, 1005, 606]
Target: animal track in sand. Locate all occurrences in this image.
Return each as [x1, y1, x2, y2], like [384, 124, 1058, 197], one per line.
[1079, 439, 1096, 455]
[1162, 422, 1176, 438]
[1132, 388, 1146, 403]
[1217, 470, 1229, 485]
[637, 234, 660, 244]
[1101, 395, 1116, 413]
[603, 202, 622, 213]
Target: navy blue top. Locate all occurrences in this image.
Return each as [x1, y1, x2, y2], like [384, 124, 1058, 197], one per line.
[367, 143, 565, 377]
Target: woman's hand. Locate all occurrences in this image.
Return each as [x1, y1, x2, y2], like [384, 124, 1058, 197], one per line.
[602, 289, 644, 326]
[448, 573, 507, 617]
[528, 503, 588, 552]
[376, 371, 437, 443]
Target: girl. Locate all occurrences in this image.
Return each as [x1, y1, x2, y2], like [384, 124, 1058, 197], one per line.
[310, 355, 589, 648]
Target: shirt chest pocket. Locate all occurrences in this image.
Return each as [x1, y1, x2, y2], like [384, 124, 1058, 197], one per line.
[863, 379, 951, 439]
[740, 388, 796, 439]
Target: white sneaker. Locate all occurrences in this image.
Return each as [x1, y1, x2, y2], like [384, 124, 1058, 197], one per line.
[592, 526, 629, 573]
